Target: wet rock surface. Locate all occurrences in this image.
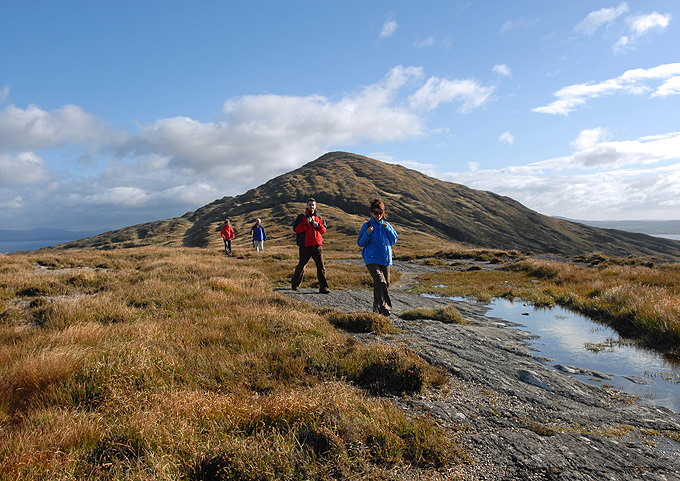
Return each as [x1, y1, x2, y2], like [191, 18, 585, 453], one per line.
[280, 260, 680, 480]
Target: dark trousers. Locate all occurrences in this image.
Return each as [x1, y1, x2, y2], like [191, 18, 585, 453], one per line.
[292, 245, 329, 291]
[223, 239, 231, 254]
[366, 263, 391, 314]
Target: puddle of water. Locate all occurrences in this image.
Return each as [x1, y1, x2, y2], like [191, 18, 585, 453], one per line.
[486, 298, 680, 412]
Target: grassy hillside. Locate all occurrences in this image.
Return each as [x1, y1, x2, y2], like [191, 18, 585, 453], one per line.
[2, 243, 679, 479]
[0, 247, 461, 480]
[55, 152, 680, 261]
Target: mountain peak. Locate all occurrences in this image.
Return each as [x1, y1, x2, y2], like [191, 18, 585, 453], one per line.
[56, 152, 680, 260]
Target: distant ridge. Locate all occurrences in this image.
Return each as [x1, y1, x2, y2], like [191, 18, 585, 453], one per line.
[555, 218, 680, 237]
[55, 152, 680, 260]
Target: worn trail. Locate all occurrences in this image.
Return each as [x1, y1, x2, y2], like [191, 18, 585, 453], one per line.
[281, 260, 680, 480]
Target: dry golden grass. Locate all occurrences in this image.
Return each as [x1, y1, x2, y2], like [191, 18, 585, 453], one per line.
[3, 243, 678, 478]
[0, 247, 461, 480]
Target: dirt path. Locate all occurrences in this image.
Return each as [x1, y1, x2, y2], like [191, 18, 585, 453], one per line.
[280, 260, 680, 480]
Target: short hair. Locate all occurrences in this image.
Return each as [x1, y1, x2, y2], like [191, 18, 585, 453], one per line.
[307, 198, 316, 203]
[370, 198, 386, 217]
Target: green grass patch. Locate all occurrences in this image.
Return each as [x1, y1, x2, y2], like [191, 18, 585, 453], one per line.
[401, 305, 467, 324]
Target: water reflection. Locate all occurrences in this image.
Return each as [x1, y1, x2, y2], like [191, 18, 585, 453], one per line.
[486, 298, 680, 412]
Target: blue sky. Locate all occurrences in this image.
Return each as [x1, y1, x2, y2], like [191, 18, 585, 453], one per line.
[1, 1, 679, 231]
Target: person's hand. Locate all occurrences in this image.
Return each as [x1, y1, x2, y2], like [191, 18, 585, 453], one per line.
[367, 222, 374, 233]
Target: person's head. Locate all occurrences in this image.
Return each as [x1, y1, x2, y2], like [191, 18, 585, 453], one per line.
[224, 219, 230, 225]
[306, 198, 317, 212]
[370, 198, 386, 220]
[255, 218, 261, 225]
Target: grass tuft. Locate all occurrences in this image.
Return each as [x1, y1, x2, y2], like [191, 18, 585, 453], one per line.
[325, 311, 398, 334]
[401, 305, 467, 324]
[343, 344, 447, 396]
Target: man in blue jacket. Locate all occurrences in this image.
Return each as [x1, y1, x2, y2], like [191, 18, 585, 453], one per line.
[357, 198, 398, 316]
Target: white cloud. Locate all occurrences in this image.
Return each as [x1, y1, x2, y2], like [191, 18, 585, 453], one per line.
[628, 11, 671, 36]
[571, 128, 609, 150]
[0, 152, 51, 186]
[436, 131, 680, 221]
[499, 131, 514, 145]
[0, 103, 127, 151]
[85, 186, 150, 207]
[538, 131, 680, 170]
[493, 64, 512, 78]
[612, 36, 631, 54]
[380, 20, 397, 38]
[534, 62, 680, 115]
[133, 65, 495, 188]
[409, 77, 494, 113]
[132, 66, 428, 184]
[0, 86, 9, 103]
[614, 11, 671, 54]
[500, 17, 538, 33]
[574, 3, 629, 35]
[414, 36, 435, 47]
[572, 4, 670, 55]
[0, 66, 501, 230]
[654, 76, 680, 97]
[0, 196, 23, 210]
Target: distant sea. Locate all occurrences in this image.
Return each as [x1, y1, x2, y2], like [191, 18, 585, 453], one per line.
[653, 234, 680, 241]
[0, 239, 71, 254]
[0, 229, 104, 254]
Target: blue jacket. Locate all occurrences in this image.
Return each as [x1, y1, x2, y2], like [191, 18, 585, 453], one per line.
[357, 217, 398, 266]
[250, 225, 267, 241]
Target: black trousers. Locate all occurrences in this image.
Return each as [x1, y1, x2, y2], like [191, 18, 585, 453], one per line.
[292, 245, 329, 291]
[366, 263, 391, 314]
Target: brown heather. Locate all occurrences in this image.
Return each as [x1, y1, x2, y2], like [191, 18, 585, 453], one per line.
[0, 247, 462, 480]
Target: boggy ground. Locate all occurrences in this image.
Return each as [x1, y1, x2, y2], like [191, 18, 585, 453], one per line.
[281, 260, 680, 480]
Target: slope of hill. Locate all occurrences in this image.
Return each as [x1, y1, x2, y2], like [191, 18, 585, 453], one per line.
[55, 152, 680, 260]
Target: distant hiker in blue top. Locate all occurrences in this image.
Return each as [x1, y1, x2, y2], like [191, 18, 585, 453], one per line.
[357, 198, 398, 316]
[250, 219, 267, 252]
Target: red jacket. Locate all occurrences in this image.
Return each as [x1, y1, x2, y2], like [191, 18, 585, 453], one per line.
[293, 209, 326, 247]
[220, 225, 235, 240]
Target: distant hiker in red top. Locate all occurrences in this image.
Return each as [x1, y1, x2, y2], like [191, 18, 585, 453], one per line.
[220, 219, 235, 255]
[291, 198, 330, 293]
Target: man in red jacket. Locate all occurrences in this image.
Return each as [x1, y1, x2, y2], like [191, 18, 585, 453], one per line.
[220, 219, 235, 255]
[291, 198, 330, 293]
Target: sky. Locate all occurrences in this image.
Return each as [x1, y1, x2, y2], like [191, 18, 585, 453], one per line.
[1, 1, 679, 232]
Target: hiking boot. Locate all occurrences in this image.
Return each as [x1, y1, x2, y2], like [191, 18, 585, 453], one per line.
[319, 288, 330, 294]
